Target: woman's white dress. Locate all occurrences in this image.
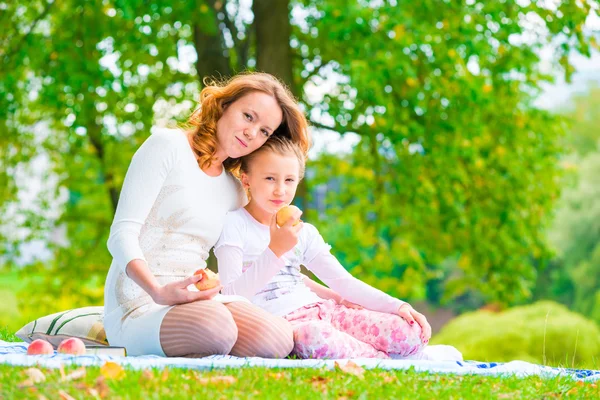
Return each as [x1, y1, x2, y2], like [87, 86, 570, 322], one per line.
[103, 129, 247, 356]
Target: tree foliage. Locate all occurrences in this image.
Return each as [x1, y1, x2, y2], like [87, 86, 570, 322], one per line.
[0, 0, 598, 316]
[540, 87, 600, 324]
[302, 0, 597, 304]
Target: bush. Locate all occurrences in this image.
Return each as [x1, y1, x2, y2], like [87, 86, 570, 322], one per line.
[432, 301, 600, 368]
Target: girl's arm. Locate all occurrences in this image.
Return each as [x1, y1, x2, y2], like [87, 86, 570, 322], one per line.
[215, 245, 286, 299]
[306, 252, 405, 314]
[302, 275, 363, 309]
[216, 213, 302, 300]
[301, 274, 341, 303]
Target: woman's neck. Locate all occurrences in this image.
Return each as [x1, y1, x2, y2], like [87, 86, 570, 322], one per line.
[186, 131, 226, 177]
[244, 201, 274, 225]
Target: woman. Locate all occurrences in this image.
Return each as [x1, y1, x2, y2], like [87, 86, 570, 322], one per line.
[103, 72, 310, 357]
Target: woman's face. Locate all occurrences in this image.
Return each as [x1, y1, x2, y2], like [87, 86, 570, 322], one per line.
[215, 91, 283, 159]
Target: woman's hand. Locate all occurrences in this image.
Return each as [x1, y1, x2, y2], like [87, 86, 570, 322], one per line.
[397, 303, 432, 344]
[150, 274, 222, 306]
[268, 212, 303, 257]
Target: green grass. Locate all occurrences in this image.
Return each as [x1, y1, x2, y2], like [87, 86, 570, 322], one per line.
[1, 330, 598, 399]
[1, 360, 598, 399]
[0, 326, 20, 342]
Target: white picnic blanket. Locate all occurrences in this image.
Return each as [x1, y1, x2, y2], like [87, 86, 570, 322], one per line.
[1, 340, 599, 382]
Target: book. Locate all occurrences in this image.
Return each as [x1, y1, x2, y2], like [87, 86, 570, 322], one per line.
[85, 345, 127, 357]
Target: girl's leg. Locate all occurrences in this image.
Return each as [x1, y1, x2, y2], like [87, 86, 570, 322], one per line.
[291, 320, 388, 359]
[224, 301, 294, 358]
[330, 305, 424, 357]
[159, 300, 239, 357]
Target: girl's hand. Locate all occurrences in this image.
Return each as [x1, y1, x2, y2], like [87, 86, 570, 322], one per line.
[151, 274, 222, 306]
[268, 212, 303, 257]
[397, 303, 432, 344]
[338, 299, 363, 310]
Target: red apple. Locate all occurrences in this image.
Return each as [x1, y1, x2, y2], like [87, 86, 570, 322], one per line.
[57, 337, 86, 355]
[27, 339, 54, 355]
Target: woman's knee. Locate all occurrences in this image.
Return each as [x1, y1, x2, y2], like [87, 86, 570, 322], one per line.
[196, 302, 239, 353]
[227, 302, 294, 358]
[270, 318, 295, 356]
[161, 301, 239, 356]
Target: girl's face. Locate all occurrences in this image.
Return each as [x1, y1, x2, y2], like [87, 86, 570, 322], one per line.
[216, 91, 283, 159]
[241, 151, 301, 215]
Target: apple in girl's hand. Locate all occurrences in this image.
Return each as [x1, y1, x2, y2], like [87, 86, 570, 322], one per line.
[57, 337, 86, 355]
[276, 205, 302, 227]
[27, 339, 54, 355]
[194, 269, 220, 291]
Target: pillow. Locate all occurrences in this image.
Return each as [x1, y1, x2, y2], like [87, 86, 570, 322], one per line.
[15, 306, 108, 348]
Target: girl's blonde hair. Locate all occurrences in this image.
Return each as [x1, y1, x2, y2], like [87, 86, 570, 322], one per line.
[240, 135, 306, 180]
[185, 72, 311, 173]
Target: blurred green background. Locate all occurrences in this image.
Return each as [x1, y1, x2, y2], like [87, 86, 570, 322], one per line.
[1, 0, 600, 366]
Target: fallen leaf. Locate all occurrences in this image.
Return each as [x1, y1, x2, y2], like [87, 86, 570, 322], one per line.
[24, 368, 46, 384]
[378, 372, 396, 383]
[100, 361, 125, 380]
[140, 369, 154, 382]
[58, 390, 76, 400]
[161, 368, 169, 382]
[338, 390, 355, 399]
[62, 367, 86, 381]
[95, 376, 110, 398]
[310, 375, 331, 391]
[335, 361, 365, 378]
[87, 388, 100, 399]
[197, 375, 237, 385]
[268, 372, 286, 380]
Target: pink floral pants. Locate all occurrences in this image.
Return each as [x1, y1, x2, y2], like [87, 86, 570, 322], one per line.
[283, 299, 424, 359]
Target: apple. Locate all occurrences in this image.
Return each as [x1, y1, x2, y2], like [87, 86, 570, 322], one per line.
[26, 339, 54, 355]
[57, 337, 86, 355]
[194, 269, 220, 291]
[276, 205, 302, 227]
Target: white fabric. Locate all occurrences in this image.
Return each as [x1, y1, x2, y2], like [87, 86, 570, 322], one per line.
[215, 208, 405, 317]
[103, 129, 247, 356]
[2, 341, 599, 382]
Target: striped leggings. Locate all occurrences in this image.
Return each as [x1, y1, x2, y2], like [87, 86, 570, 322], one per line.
[160, 300, 294, 358]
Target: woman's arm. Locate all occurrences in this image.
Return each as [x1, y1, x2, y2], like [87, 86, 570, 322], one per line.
[107, 132, 177, 275]
[106, 132, 221, 304]
[127, 258, 221, 305]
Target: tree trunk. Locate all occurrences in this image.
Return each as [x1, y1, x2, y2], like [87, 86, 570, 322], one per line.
[254, 0, 309, 212]
[193, 22, 231, 83]
[253, 0, 294, 92]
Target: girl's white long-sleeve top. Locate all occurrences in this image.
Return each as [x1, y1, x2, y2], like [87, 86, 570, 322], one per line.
[215, 208, 405, 317]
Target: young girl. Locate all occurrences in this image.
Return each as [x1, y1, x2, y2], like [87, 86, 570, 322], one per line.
[214, 136, 435, 359]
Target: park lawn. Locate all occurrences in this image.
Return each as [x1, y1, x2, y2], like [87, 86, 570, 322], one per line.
[1, 330, 598, 399]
